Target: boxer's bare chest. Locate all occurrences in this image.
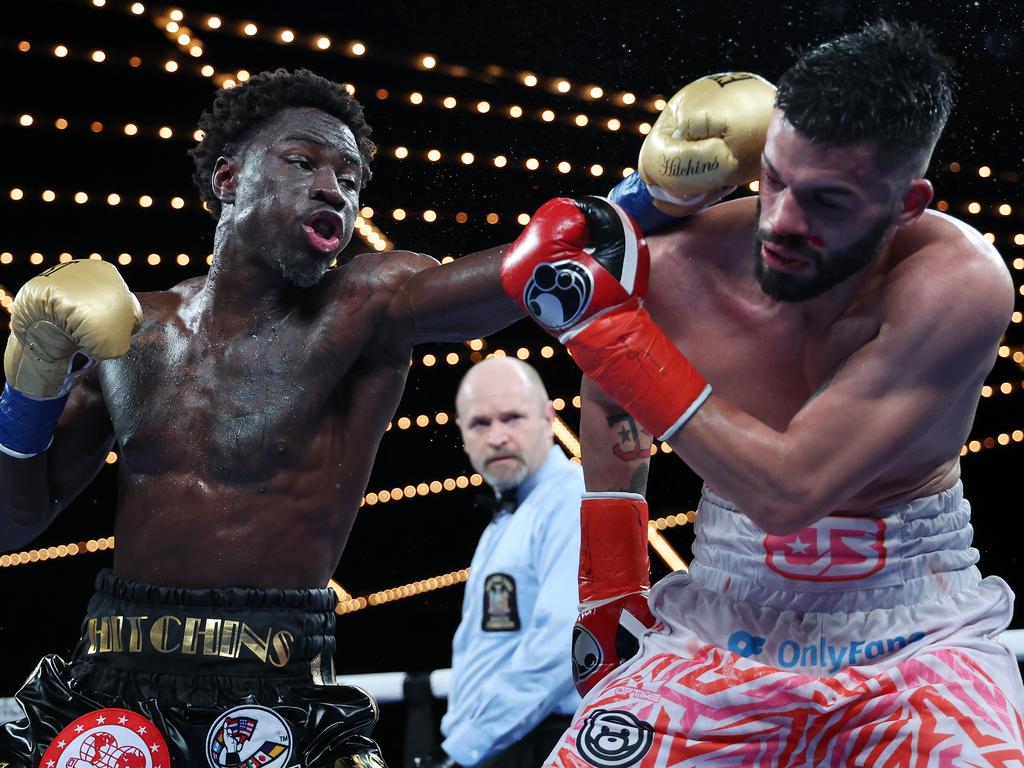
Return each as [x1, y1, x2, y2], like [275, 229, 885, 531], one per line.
[100, 281, 407, 484]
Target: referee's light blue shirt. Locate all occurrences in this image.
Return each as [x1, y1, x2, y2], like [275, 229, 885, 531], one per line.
[441, 446, 584, 766]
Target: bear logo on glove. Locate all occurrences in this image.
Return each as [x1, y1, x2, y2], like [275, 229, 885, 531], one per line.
[522, 260, 594, 330]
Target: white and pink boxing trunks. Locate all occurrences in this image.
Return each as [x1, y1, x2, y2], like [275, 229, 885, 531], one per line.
[547, 481, 1024, 766]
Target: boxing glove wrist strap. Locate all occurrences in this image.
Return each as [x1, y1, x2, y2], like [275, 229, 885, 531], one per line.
[607, 172, 682, 234]
[0, 383, 68, 458]
[580, 492, 652, 604]
[563, 299, 711, 442]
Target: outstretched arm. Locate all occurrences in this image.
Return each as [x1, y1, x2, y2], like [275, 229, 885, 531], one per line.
[385, 244, 523, 345]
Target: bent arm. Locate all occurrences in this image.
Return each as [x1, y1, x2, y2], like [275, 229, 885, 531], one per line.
[669, 261, 1012, 533]
[0, 368, 114, 549]
[385, 245, 523, 345]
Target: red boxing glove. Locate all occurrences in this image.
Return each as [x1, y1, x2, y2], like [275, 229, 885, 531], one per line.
[564, 297, 711, 441]
[500, 196, 648, 335]
[572, 493, 657, 696]
[502, 195, 711, 440]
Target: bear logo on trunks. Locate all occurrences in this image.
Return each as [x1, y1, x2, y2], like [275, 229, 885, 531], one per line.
[571, 624, 603, 684]
[576, 709, 654, 767]
[204, 705, 292, 768]
[39, 707, 171, 768]
[522, 260, 593, 330]
[482, 573, 521, 631]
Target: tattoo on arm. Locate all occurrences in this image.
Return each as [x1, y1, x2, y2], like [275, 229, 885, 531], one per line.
[606, 412, 653, 462]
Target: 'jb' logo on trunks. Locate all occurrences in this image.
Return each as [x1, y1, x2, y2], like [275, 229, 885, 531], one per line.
[576, 709, 654, 767]
[764, 515, 887, 581]
[522, 260, 593, 330]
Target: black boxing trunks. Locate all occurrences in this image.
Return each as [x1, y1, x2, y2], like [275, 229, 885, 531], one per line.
[0, 569, 386, 767]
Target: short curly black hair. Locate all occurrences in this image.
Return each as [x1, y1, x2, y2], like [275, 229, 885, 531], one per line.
[776, 21, 956, 175]
[189, 68, 375, 220]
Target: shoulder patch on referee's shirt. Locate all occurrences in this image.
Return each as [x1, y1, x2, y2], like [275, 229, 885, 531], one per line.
[482, 572, 520, 631]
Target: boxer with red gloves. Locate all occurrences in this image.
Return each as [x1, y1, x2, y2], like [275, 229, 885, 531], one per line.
[505, 23, 1024, 767]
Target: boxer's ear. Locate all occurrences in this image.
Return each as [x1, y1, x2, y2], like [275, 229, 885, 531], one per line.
[895, 178, 933, 228]
[212, 156, 238, 205]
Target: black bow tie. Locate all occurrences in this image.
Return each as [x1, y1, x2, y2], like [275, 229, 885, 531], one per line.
[475, 488, 519, 519]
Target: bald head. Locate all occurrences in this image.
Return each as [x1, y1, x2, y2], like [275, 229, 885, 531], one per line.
[455, 358, 554, 491]
[456, 357, 549, 415]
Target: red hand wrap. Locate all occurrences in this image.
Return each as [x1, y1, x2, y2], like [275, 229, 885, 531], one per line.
[565, 297, 710, 440]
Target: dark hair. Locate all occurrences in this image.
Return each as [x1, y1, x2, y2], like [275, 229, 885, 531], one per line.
[189, 68, 375, 219]
[775, 21, 956, 174]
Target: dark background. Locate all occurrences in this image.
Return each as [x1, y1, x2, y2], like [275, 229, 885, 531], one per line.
[1, 0, 1022, 760]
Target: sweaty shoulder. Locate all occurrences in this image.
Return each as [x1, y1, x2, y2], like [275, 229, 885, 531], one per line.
[339, 250, 441, 351]
[886, 210, 1014, 330]
[133, 276, 204, 326]
[313, 250, 439, 319]
[647, 196, 758, 278]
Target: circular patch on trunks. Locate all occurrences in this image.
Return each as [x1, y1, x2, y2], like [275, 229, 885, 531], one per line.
[576, 708, 654, 767]
[40, 707, 170, 768]
[205, 705, 292, 768]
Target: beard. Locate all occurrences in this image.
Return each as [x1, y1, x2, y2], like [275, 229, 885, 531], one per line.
[277, 256, 330, 288]
[479, 454, 530, 492]
[753, 202, 894, 303]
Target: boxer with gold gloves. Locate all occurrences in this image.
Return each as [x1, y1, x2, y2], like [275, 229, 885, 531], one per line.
[607, 72, 775, 230]
[0, 260, 141, 461]
[0, 68, 528, 768]
[505, 22, 1024, 765]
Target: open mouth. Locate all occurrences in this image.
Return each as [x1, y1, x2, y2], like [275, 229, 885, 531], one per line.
[762, 242, 811, 273]
[302, 210, 342, 254]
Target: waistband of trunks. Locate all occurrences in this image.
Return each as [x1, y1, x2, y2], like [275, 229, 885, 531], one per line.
[689, 481, 980, 608]
[70, 569, 338, 681]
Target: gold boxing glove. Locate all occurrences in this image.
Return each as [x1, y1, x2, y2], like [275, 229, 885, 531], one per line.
[4, 259, 143, 399]
[638, 72, 776, 216]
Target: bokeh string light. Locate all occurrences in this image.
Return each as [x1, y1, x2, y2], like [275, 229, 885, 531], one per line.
[85, 3, 669, 113]
[13, 110, 1024, 203]
[15, 34, 1024, 185]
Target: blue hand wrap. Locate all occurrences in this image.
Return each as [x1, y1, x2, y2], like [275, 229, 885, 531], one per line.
[0, 383, 69, 458]
[607, 172, 680, 234]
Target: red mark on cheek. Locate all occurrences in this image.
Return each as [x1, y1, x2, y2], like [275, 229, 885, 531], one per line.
[809, 235, 824, 248]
